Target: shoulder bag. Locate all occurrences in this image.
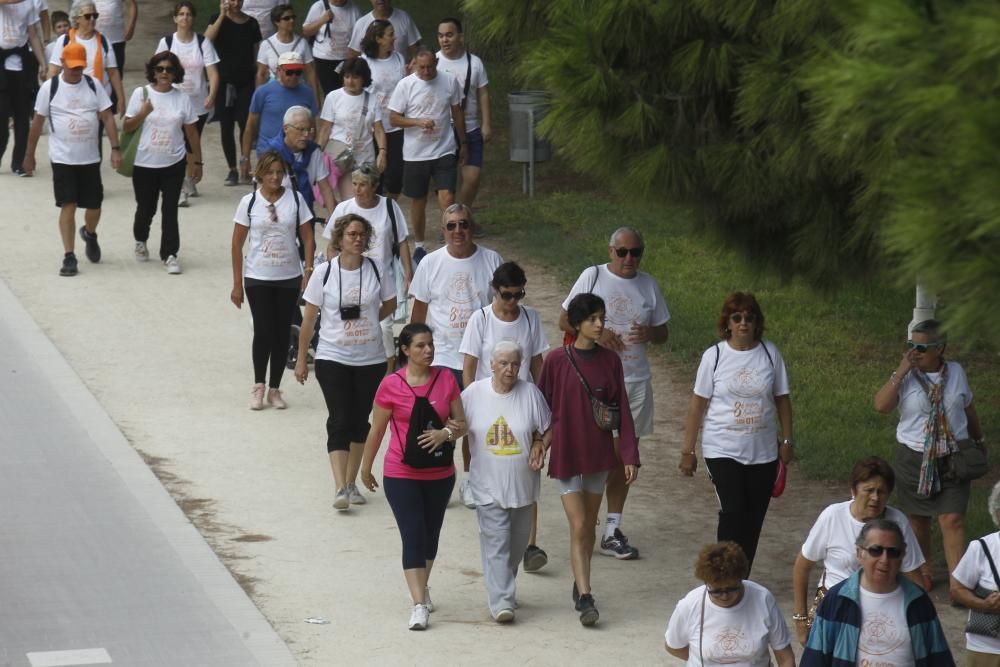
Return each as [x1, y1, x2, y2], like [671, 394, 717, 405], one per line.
[116, 86, 147, 178]
[328, 91, 370, 174]
[947, 438, 988, 483]
[966, 538, 1000, 637]
[391, 369, 454, 469]
[564, 345, 620, 432]
[806, 570, 827, 631]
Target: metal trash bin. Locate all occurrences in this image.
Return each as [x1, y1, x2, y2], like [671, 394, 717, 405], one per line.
[509, 91, 551, 196]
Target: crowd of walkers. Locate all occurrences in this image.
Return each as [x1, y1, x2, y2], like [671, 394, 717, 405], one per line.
[3, 0, 996, 661]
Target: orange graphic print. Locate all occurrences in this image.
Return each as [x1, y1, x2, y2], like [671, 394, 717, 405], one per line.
[486, 416, 521, 456]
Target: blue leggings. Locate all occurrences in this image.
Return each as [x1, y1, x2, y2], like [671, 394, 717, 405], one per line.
[383, 475, 455, 569]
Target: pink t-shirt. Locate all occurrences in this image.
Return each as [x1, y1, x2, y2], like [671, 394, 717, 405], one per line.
[375, 368, 460, 480]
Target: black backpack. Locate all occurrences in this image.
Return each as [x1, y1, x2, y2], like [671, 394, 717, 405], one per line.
[391, 369, 454, 469]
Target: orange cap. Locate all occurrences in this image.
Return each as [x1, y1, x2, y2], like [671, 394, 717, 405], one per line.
[61, 42, 88, 69]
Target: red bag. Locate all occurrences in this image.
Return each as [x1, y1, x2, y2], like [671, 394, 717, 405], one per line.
[771, 460, 787, 497]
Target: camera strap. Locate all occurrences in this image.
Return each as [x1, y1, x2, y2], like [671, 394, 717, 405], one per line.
[336, 256, 382, 309]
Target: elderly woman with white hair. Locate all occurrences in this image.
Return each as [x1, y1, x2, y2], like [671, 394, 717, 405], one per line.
[48, 0, 126, 114]
[461, 340, 551, 623]
[951, 481, 1000, 664]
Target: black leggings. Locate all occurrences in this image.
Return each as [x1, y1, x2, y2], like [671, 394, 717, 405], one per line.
[217, 81, 254, 169]
[705, 457, 778, 575]
[245, 283, 300, 387]
[383, 475, 455, 570]
[314, 359, 386, 452]
[313, 57, 343, 98]
[0, 69, 32, 171]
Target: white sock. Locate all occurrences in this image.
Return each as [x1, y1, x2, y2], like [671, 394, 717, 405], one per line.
[414, 241, 424, 248]
[604, 513, 622, 539]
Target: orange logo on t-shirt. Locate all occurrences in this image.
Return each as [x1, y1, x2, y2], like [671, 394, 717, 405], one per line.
[486, 416, 521, 456]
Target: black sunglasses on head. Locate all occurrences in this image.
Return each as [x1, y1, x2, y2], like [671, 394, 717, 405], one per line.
[613, 246, 643, 258]
[445, 220, 471, 231]
[862, 545, 903, 559]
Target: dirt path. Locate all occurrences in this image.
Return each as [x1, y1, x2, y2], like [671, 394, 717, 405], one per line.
[0, 4, 969, 663]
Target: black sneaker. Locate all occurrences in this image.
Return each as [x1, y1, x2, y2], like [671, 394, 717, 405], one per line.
[600, 528, 639, 560]
[79, 226, 101, 263]
[412, 246, 427, 268]
[13, 167, 31, 177]
[523, 544, 548, 572]
[59, 253, 78, 276]
[575, 593, 599, 626]
[224, 169, 239, 186]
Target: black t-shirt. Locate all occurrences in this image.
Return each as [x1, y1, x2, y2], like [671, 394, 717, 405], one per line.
[209, 13, 262, 84]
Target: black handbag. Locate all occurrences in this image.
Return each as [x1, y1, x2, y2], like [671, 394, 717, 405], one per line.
[946, 438, 988, 483]
[393, 369, 454, 469]
[965, 538, 1000, 638]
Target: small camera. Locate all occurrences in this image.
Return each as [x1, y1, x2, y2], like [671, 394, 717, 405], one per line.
[340, 305, 361, 321]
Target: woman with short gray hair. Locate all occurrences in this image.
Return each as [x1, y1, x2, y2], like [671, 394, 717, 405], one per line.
[951, 481, 1000, 664]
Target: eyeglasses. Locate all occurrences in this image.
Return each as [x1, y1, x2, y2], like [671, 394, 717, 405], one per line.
[266, 203, 277, 223]
[730, 313, 757, 324]
[281, 69, 303, 77]
[278, 15, 295, 21]
[287, 124, 312, 134]
[906, 340, 941, 353]
[706, 585, 741, 598]
[445, 220, 471, 231]
[82, 12, 100, 20]
[613, 246, 644, 258]
[498, 289, 525, 301]
[154, 66, 175, 74]
[862, 545, 903, 559]
[344, 231, 368, 239]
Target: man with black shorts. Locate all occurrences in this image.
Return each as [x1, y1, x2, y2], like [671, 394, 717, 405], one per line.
[387, 46, 465, 266]
[24, 42, 121, 276]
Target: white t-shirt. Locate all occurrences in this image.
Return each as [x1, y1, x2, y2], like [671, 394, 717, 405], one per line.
[155, 34, 220, 115]
[435, 50, 488, 131]
[322, 196, 407, 277]
[664, 581, 791, 667]
[562, 265, 670, 382]
[242, 0, 281, 39]
[408, 245, 504, 370]
[857, 587, 915, 666]
[387, 72, 463, 161]
[462, 378, 551, 508]
[896, 361, 973, 450]
[693, 340, 790, 465]
[362, 52, 405, 134]
[305, 0, 358, 61]
[1, 0, 39, 71]
[49, 33, 118, 95]
[257, 34, 313, 79]
[347, 8, 420, 56]
[95, 0, 126, 44]
[319, 88, 380, 165]
[459, 305, 549, 382]
[800, 501, 924, 588]
[234, 187, 312, 281]
[302, 256, 395, 365]
[954, 533, 1000, 654]
[34, 74, 112, 165]
[125, 86, 197, 168]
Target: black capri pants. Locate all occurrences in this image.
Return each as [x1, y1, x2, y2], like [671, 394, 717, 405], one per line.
[705, 456, 778, 576]
[314, 359, 386, 452]
[383, 475, 455, 570]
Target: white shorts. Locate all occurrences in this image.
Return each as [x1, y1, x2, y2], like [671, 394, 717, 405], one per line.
[626, 378, 654, 438]
[557, 471, 608, 496]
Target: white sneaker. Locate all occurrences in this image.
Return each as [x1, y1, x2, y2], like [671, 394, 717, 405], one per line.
[134, 241, 149, 262]
[495, 608, 515, 623]
[267, 387, 287, 409]
[333, 487, 350, 511]
[249, 383, 265, 410]
[460, 478, 476, 509]
[164, 255, 182, 274]
[347, 483, 366, 505]
[178, 190, 189, 207]
[425, 586, 434, 613]
[183, 176, 198, 197]
[408, 604, 429, 631]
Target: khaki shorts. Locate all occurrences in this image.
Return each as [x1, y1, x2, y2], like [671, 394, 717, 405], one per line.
[626, 378, 654, 438]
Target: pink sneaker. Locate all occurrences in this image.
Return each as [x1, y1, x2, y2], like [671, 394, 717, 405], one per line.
[267, 388, 287, 409]
[249, 383, 265, 410]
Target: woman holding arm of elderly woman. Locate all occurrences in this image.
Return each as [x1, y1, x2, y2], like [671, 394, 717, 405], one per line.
[790, 456, 925, 644]
[951, 481, 1000, 665]
[873, 318, 985, 592]
[680, 292, 794, 575]
[537, 293, 639, 627]
[666, 541, 795, 666]
[461, 340, 551, 623]
[360, 323, 467, 631]
[296, 214, 396, 510]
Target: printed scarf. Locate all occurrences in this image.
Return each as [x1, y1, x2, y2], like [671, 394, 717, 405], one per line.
[914, 363, 955, 497]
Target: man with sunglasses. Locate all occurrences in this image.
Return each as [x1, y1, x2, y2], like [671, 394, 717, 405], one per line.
[802, 519, 952, 666]
[559, 226, 670, 560]
[241, 50, 317, 182]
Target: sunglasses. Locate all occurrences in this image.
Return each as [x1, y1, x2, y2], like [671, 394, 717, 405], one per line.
[906, 340, 941, 353]
[498, 289, 525, 301]
[445, 220, 471, 231]
[278, 15, 296, 21]
[707, 585, 741, 598]
[613, 246, 644, 258]
[862, 545, 903, 559]
[154, 66, 175, 74]
[82, 12, 100, 20]
[281, 69, 303, 76]
[730, 313, 757, 324]
[266, 203, 277, 223]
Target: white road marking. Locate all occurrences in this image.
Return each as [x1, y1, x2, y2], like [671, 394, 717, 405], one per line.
[26, 648, 112, 666]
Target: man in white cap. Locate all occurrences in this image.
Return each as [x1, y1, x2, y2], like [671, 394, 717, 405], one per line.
[23, 41, 121, 276]
[241, 49, 318, 180]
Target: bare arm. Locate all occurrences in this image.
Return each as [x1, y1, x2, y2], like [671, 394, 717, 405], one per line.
[792, 553, 816, 645]
[255, 62, 268, 87]
[99, 108, 121, 168]
[478, 84, 490, 142]
[204, 2, 226, 42]
[299, 220, 315, 278]
[22, 112, 46, 174]
[315, 118, 332, 149]
[378, 298, 397, 322]
[373, 119, 387, 172]
[183, 123, 202, 182]
[204, 63, 219, 110]
[951, 574, 1000, 613]
[294, 303, 320, 384]
[360, 404, 393, 491]
[558, 309, 573, 335]
[462, 354, 478, 390]
[230, 224, 249, 307]
[966, 402, 984, 441]
[109, 68, 126, 115]
[680, 394, 709, 475]
[318, 179, 336, 214]
[240, 112, 260, 177]
[774, 645, 795, 667]
[410, 299, 427, 324]
[665, 644, 688, 661]
[874, 351, 916, 413]
[451, 103, 466, 164]
[399, 241, 412, 284]
[123, 0, 138, 41]
[529, 354, 543, 383]
[48, 63, 60, 79]
[28, 23, 45, 78]
[774, 393, 794, 463]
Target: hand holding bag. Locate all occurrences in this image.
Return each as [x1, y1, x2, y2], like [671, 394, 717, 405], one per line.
[392, 369, 454, 469]
[965, 538, 1000, 637]
[564, 345, 620, 432]
[116, 86, 147, 178]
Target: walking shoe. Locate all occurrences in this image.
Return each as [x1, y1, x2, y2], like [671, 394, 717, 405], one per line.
[412, 245, 427, 268]
[495, 608, 514, 623]
[267, 388, 287, 409]
[224, 169, 239, 186]
[333, 487, 350, 510]
[183, 176, 199, 197]
[178, 189, 190, 207]
[459, 478, 476, 508]
[600, 528, 639, 560]
[13, 167, 31, 177]
[575, 593, 599, 626]
[523, 544, 548, 572]
[79, 226, 101, 263]
[164, 255, 182, 275]
[347, 483, 366, 505]
[59, 252, 78, 276]
[249, 383, 265, 410]
[408, 604, 429, 631]
[425, 586, 434, 612]
[134, 241, 149, 262]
